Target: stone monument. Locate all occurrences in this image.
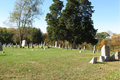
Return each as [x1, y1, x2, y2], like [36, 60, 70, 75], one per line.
[89, 57, 97, 64]
[22, 40, 27, 46]
[55, 41, 57, 47]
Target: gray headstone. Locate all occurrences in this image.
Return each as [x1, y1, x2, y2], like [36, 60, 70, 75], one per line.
[101, 45, 110, 56]
[93, 45, 96, 54]
[89, 57, 97, 64]
[99, 56, 105, 62]
[115, 51, 120, 60]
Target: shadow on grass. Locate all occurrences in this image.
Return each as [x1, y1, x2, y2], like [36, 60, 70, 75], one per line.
[96, 62, 106, 64]
[105, 60, 120, 62]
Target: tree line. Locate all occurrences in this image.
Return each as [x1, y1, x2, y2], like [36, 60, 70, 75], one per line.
[0, 27, 47, 44]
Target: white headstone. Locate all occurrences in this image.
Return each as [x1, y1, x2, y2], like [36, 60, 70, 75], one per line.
[55, 41, 57, 47]
[89, 57, 97, 64]
[0, 43, 3, 51]
[22, 40, 27, 46]
[101, 45, 110, 56]
[83, 46, 85, 51]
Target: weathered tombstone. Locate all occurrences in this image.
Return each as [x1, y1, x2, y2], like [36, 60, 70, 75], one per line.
[31, 43, 34, 48]
[0, 43, 3, 51]
[115, 51, 120, 60]
[4, 43, 7, 47]
[93, 45, 96, 54]
[99, 45, 112, 61]
[55, 41, 57, 47]
[99, 56, 105, 62]
[22, 40, 27, 47]
[89, 57, 97, 64]
[101, 45, 110, 56]
[83, 46, 85, 51]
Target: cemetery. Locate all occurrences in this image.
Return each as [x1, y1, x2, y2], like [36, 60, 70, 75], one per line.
[0, 0, 119, 80]
[0, 43, 119, 80]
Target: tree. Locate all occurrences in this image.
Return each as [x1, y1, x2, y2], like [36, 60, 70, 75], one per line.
[59, 0, 98, 48]
[0, 28, 14, 44]
[96, 32, 110, 42]
[45, 0, 64, 42]
[8, 0, 43, 48]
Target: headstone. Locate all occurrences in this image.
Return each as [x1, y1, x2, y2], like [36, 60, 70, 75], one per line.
[89, 57, 97, 64]
[44, 48, 46, 50]
[41, 41, 43, 48]
[101, 45, 110, 56]
[93, 45, 96, 54]
[31, 44, 34, 48]
[79, 51, 82, 53]
[4, 43, 7, 47]
[115, 51, 120, 60]
[83, 46, 85, 51]
[22, 40, 27, 46]
[99, 56, 105, 62]
[55, 41, 57, 47]
[0, 43, 3, 51]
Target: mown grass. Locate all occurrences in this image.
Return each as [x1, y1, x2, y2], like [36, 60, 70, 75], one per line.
[0, 46, 119, 80]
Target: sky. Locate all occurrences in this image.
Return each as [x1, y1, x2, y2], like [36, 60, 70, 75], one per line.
[0, 0, 119, 34]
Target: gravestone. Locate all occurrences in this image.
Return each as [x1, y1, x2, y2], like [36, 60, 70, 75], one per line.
[22, 40, 27, 46]
[31, 44, 34, 48]
[99, 56, 105, 62]
[115, 51, 120, 60]
[83, 46, 85, 51]
[55, 41, 57, 47]
[79, 51, 82, 53]
[101, 45, 110, 56]
[93, 45, 96, 54]
[4, 43, 7, 47]
[99, 45, 111, 62]
[0, 43, 3, 51]
[89, 57, 97, 64]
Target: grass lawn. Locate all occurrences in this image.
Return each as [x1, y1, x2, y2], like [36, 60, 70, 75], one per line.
[0, 46, 119, 80]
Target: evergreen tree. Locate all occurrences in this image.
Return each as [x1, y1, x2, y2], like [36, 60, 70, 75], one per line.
[45, 0, 64, 42]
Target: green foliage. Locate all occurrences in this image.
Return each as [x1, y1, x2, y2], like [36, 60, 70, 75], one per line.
[8, 0, 43, 47]
[46, 0, 98, 46]
[0, 28, 14, 43]
[96, 32, 110, 42]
